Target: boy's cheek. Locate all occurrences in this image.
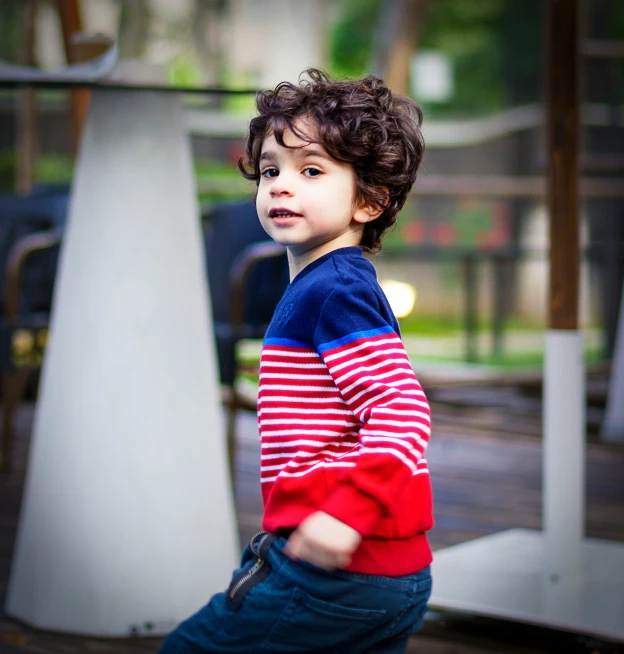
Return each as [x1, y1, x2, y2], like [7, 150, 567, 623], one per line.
[254, 194, 267, 215]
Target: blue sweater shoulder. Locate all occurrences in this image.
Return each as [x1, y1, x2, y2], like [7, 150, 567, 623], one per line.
[265, 247, 400, 348]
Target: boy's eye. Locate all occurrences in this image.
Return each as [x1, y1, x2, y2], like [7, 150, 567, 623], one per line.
[261, 167, 279, 178]
[303, 167, 322, 177]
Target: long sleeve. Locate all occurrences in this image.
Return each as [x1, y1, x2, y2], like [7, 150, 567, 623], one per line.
[313, 282, 431, 537]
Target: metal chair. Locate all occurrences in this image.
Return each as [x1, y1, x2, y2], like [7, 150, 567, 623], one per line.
[0, 186, 67, 472]
[203, 201, 289, 483]
[0, 195, 289, 481]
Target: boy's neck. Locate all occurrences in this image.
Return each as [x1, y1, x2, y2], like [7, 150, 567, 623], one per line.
[286, 233, 362, 281]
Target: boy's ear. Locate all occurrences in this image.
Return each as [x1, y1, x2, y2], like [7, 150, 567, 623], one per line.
[352, 188, 388, 224]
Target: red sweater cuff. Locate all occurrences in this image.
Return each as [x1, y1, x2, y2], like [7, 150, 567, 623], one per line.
[321, 484, 383, 537]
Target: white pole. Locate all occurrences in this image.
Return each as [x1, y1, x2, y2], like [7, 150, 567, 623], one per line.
[6, 87, 239, 636]
[543, 330, 585, 581]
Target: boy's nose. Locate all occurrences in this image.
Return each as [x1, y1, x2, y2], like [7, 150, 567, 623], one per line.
[271, 187, 293, 197]
[270, 174, 295, 197]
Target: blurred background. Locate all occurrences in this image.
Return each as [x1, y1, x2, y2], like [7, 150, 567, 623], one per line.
[1, 0, 623, 376]
[1, 3, 623, 652]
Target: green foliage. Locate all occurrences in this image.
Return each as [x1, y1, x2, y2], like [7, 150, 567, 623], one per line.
[329, 0, 383, 78]
[167, 56, 204, 88]
[0, 150, 75, 191]
[0, 149, 16, 190]
[451, 201, 492, 245]
[222, 93, 257, 115]
[411, 346, 605, 369]
[380, 199, 419, 252]
[227, 345, 605, 380]
[498, 0, 543, 105]
[220, 70, 259, 114]
[382, 222, 409, 251]
[399, 312, 464, 336]
[36, 154, 74, 183]
[398, 312, 545, 336]
[195, 158, 252, 205]
[421, 0, 502, 54]
[195, 159, 241, 178]
[418, 0, 505, 115]
[328, 0, 542, 116]
[0, 2, 20, 63]
[605, 1, 624, 40]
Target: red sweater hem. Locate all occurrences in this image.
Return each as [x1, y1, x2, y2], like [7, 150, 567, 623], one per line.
[344, 532, 432, 576]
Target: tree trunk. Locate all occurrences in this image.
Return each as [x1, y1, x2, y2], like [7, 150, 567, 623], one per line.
[372, 0, 427, 95]
[193, 0, 224, 87]
[118, 0, 149, 59]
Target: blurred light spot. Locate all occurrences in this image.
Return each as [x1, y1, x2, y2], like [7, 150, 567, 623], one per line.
[411, 51, 453, 102]
[379, 280, 417, 318]
[12, 329, 34, 356]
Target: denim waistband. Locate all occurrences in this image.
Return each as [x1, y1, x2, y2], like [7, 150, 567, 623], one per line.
[264, 533, 431, 592]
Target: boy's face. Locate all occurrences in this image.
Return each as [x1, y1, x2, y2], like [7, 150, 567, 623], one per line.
[256, 121, 379, 268]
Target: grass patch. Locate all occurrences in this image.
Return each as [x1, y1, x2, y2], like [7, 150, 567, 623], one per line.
[410, 347, 605, 370]
[238, 343, 605, 382]
[485, 347, 605, 369]
[195, 159, 242, 178]
[398, 313, 545, 336]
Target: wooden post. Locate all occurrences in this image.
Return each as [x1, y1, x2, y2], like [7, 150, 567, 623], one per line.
[57, 0, 87, 153]
[15, 0, 37, 196]
[463, 254, 478, 363]
[491, 254, 507, 360]
[546, 0, 579, 330]
[543, 0, 585, 581]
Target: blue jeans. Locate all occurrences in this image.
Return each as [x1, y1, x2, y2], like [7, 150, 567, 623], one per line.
[159, 532, 432, 653]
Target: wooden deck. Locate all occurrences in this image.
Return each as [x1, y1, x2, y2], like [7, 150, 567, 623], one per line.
[1, 381, 623, 653]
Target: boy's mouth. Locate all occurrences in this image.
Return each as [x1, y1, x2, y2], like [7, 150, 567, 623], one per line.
[269, 208, 302, 218]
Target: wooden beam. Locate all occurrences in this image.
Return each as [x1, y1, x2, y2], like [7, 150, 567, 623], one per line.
[546, 0, 579, 330]
[581, 39, 624, 59]
[57, 0, 87, 152]
[580, 154, 624, 173]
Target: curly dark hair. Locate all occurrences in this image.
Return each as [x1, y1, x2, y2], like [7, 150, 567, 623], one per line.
[238, 68, 425, 253]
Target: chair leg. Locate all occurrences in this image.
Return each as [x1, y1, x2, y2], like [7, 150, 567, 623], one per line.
[1, 369, 29, 474]
[226, 391, 238, 489]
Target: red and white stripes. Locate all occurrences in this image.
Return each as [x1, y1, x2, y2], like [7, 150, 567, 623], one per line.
[323, 332, 430, 477]
[258, 331, 430, 486]
[258, 345, 359, 484]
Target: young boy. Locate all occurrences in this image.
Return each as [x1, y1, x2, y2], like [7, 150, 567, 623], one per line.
[160, 68, 433, 654]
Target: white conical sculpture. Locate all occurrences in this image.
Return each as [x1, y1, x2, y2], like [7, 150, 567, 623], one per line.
[6, 86, 239, 636]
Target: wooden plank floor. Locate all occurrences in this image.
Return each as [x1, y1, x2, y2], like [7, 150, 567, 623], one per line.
[1, 397, 623, 654]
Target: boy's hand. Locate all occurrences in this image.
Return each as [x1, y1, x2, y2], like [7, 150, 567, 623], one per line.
[284, 511, 362, 570]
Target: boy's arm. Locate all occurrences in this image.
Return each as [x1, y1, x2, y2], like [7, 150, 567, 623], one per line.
[317, 282, 430, 531]
[285, 282, 430, 569]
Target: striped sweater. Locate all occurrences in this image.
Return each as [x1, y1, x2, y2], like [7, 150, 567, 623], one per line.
[259, 247, 433, 575]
